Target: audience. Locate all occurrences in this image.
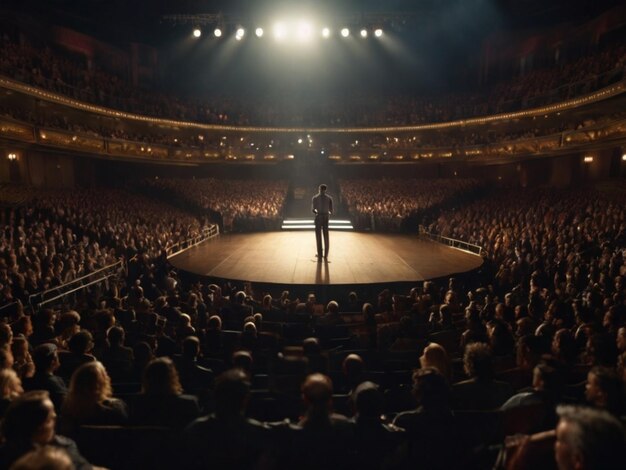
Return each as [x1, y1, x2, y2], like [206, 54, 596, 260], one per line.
[0, 146, 623, 469]
[0, 391, 93, 469]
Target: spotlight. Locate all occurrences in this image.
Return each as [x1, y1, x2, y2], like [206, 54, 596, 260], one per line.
[321, 27, 331, 38]
[273, 22, 287, 40]
[374, 28, 383, 37]
[214, 28, 222, 38]
[341, 28, 349, 37]
[236, 28, 245, 40]
[192, 28, 201, 38]
[296, 21, 312, 41]
[255, 27, 264, 37]
[360, 29, 368, 38]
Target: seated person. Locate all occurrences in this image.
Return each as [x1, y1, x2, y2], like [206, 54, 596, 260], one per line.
[22, 343, 67, 413]
[0, 390, 93, 469]
[393, 368, 459, 469]
[452, 342, 514, 410]
[181, 368, 271, 470]
[131, 357, 200, 429]
[59, 362, 128, 436]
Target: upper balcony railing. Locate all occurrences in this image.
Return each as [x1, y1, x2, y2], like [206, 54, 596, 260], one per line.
[1, 75, 625, 163]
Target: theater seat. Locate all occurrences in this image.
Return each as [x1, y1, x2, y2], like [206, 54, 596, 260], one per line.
[74, 425, 174, 470]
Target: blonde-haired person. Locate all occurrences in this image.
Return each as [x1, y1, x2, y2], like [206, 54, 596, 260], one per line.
[419, 343, 452, 383]
[59, 361, 127, 436]
[0, 368, 24, 418]
[131, 357, 200, 429]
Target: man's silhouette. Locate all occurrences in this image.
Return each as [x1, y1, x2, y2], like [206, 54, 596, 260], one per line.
[311, 184, 333, 260]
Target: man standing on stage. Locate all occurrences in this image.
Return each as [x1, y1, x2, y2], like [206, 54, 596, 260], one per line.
[311, 184, 333, 260]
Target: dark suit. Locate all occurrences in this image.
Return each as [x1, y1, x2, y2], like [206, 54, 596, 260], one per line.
[311, 190, 333, 258]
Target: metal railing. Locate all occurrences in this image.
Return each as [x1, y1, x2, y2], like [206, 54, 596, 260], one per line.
[28, 259, 124, 311]
[419, 226, 484, 256]
[166, 225, 220, 258]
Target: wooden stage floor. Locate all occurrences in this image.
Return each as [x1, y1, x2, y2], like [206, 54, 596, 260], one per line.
[169, 231, 483, 286]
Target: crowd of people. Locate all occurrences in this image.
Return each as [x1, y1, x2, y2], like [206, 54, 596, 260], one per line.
[340, 178, 483, 230]
[1, 31, 624, 127]
[0, 186, 208, 311]
[139, 178, 288, 232]
[0, 181, 623, 468]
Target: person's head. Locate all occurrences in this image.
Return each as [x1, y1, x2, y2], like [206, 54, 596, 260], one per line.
[420, 343, 450, 380]
[342, 353, 364, 383]
[413, 367, 450, 409]
[235, 291, 246, 304]
[552, 329, 578, 364]
[302, 373, 333, 411]
[12, 316, 32, 338]
[243, 321, 257, 336]
[516, 335, 543, 370]
[0, 368, 23, 400]
[487, 319, 515, 356]
[319, 184, 327, 193]
[32, 343, 60, 375]
[232, 350, 254, 376]
[66, 361, 112, 410]
[182, 336, 201, 359]
[463, 342, 494, 381]
[68, 330, 94, 355]
[555, 405, 625, 470]
[133, 341, 154, 366]
[1, 391, 56, 445]
[107, 326, 125, 346]
[353, 381, 384, 419]
[56, 311, 80, 338]
[616, 326, 626, 353]
[326, 301, 339, 315]
[532, 361, 563, 398]
[586, 333, 618, 367]
[214, 368, 250, 417]
[207, 315, 222, 331]
[0, 322, 14, 348]
[9, 446, 73, 470]
[0, 346, 14, 370]
[142, 357, 182, 396]
[302, 337, 320, 356]
[585, 366, 623, 415]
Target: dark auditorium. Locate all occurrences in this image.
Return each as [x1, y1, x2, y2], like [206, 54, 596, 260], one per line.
[1, 0, 626, 469]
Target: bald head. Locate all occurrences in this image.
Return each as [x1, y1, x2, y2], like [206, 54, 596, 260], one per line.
[302, 373, 333, 406]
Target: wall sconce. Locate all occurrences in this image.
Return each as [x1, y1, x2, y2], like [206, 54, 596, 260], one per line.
[7, 153, 17, 161]
[583, 156, 594, 163]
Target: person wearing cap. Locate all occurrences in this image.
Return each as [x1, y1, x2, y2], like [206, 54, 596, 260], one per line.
[22, 343, 67, 413]
[311, 184, 333, 260]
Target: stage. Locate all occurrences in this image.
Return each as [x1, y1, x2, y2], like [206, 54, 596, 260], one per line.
[168, 231, 483, 286]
